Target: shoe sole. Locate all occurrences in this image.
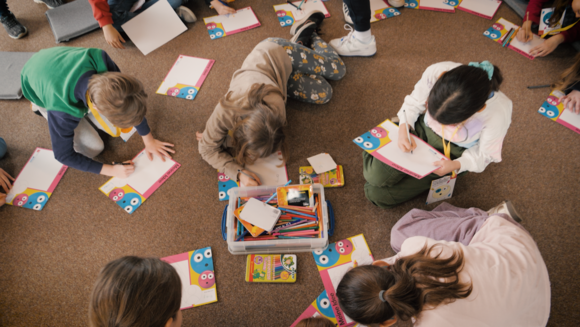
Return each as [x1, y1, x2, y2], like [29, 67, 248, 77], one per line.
[178, 6, 197, 23]
[8, 26, 28, 39]
[34, 0, 56, 9]
[290, 11, 324, 35]
[504, 200, 523, 223]
[289, 22, 316, 44]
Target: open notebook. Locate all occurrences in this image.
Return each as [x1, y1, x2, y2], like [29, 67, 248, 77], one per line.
[156, 55, 215, 100]
[483, 17, 545, 60]
[538, 91, 580, 135]
[203, 7, 260, 40]
[99, 150, 180, 214]
[6, 148, 67, 211]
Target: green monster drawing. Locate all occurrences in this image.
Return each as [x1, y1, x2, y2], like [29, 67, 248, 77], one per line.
[253, 269, 266, 280]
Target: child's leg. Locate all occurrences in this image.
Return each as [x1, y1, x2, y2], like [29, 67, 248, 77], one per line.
[265, 37, 346, 81]
[390, 202, 490, 253]
[138, 0, 182, 12]
[0, 0, 9, 17]
[364, 173, 436, 209]
[287, 71, 333, 104]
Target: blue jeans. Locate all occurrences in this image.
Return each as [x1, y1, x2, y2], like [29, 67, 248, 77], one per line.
[0, 0, 10, 18]
[111, 0, 182, 33]
[0, 137, 6, 159]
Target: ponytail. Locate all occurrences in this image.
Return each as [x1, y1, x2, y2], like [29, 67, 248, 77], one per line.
[336, 244, 472, 325]
[428, 63, 503, 125]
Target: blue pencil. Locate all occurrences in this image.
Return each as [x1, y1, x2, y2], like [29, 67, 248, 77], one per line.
[236, 230, 248, 241]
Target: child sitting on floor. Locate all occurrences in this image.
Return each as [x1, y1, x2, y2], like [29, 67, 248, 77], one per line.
[21, 47, 175, 178]
[89, 256, 182, 327]
[363, 61, 512, 208]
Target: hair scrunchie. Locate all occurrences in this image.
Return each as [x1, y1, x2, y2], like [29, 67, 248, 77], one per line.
[379, 290, 387, 303]
[468, 61, 494, 80]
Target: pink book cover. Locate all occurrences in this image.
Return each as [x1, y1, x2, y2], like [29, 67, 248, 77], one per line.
[6, 148, 68, 211]
[99, 149, 180, 214]
[203, 7, 261, 40]
[538, 91, 580, 135]
[312, 234, 374, 327]
[405, 0, 455, 13]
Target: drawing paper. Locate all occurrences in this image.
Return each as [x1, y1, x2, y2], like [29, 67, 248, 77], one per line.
[483, 18, 544, 60]
[353, 120, 448, 179]
[443, 0, 462, 8]
[458, 0, 501, 20]
[203, 7, 260, 40]
[6, 148, 67, 210]
[273, 0, 330, 28]
[307, 153, 337, 174]
[508, 33, 545, 60]
[156, 56, 215, 100]
[538, 91, 580, 134]
[161, 247, 217, 310]
[99, 150, 180, 214]
[121, 0, 187, 55]
[405, 0, 455, 12]
[370, 0, 401, 22]
[312, 234, 374, 327]
[218, 151, 288, 201]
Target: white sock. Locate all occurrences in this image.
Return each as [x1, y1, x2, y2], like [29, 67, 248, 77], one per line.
[353, 29, 372, 43]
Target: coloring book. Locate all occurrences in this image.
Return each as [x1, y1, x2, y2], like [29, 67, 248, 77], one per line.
[299, 166, 345, 188]
[483, 18, 545, 60]
[457, 0, 501, 20]
[538, 91, 580, 134]
[156, 56, 214, 101]
[312, 234, 374, 327]
[6, 148, 67, 211]
[161, 247, 218, 309]
[405, 0, 455, 13]
[369, 0, 401, 22]
[353, 119, 448, 179]
[291, 290, 369, 327]
[203, 7, 260, 40]
[99, 150, 180, 214]
[273, 0, 330, 28]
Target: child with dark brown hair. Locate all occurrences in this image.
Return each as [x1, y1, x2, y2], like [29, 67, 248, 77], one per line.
[295, 317, 335, 327]
[89, 256, 182, 327]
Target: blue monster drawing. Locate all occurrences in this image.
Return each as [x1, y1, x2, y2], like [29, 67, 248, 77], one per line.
[190, 247, 214, 273]
[278, 15, 294, 26]
[543, 11, 552, 26]
[353, 132, 380, 151]
[209, 27, 225, 40]
[444, 0, 459, 6]
[22, 192, 48, 210]
[117, 192, 142, 214]
[313, 246, 340, 267]
[218, 172, 238, 201]
[177, 86, 198, 100]
[483, 27, 501, 40]
[538, 103, 560, 120]
[316, 290, 336, 318]
[404, 0, 418, 8]
[385, 8, 400, 18]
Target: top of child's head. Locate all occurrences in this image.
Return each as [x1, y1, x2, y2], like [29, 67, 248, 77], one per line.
[295, 316, 335, 327]
[336, 244, 472, 326]
[428, 62, 503, 125]
[88, 72, 148, 129]
[89, 256, 182, 327]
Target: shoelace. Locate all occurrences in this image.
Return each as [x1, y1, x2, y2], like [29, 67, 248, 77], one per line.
[339, 24, 354, 44]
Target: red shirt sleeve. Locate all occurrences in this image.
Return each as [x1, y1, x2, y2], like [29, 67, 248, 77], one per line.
[88, 0, 114, 28]
[561, 23, 580, 42]
[525, 0, 552, 24]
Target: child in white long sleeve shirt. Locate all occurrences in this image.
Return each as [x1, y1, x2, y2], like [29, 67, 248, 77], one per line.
[363, 61, 512, 208]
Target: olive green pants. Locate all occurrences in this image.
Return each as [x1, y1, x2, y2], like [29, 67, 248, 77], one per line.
[363, 115, 466, 209]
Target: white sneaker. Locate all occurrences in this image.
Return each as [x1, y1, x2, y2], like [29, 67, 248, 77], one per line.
[387, 0, 405, 7]
[342, 2, 354, 24]
[177, 6, 197, 23]
[329, 25, 376, 57]
[487, 200, 522, 222]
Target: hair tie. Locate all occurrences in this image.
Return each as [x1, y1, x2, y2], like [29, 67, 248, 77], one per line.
[468, 61, 494, 80]
[378, 290, 387, 302]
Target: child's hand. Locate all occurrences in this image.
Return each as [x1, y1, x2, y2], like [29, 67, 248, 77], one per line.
[433, 159, 461, 176]
[0, 168, 14, 193]
[101, 161, 135, 178]
[561, 90, 580, 114]
[211, 0, 235, 15]
[397, 123, 416, 152]
[238, 170, 261, 187]
[196, 131, 203, 141]
[142, 133, 175, 162]
[103, 24, 126, 49]
[530, 34, 564, 57]
[516, 20, 533, 43]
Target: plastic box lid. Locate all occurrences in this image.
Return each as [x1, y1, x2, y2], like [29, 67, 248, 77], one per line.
[226, 184, 329, 255]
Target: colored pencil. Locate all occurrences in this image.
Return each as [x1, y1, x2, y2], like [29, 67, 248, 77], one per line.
[279, 208, 317, 217]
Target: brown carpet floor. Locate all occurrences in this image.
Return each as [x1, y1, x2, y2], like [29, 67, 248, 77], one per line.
[1, 0, 579, 326]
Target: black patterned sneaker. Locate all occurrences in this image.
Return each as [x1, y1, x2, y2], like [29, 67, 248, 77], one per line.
[34, 0, 64, 9]
[290, 21, 317, 46]
[1, 13, 28, 39]
[290, 10, 325, 35]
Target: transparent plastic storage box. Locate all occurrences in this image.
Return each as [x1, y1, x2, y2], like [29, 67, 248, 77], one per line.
[222, 184, 334, 255]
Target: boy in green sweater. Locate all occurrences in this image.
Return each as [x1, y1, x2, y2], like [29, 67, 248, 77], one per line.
[21, 47, 174, 178]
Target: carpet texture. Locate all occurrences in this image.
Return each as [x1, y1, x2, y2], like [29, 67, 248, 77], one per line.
[1, 1, 579, 326]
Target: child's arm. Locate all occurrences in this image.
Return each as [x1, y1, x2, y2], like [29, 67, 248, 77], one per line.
[209, 0, 235, 15]
[0, 168, 14, 194]
[561, 90, 580, 114]
[88, 0, 126, 49]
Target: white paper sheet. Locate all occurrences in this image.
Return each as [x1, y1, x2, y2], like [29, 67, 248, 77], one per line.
[203, 7, 260, 39]
[458, 0, 501, 19]
[559, 108, 580, 130]
[6, 148, 66, 206]
[156, 56, 214, 98]
[245, 151, 288, 186]
[417, 0, 454, 11]
[240, 198, 282, 231]
[509, 34, 545, 59]
[307, 153, 337, 174]
[121, 0, 187, 55]
[273, 0, 330, 25]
